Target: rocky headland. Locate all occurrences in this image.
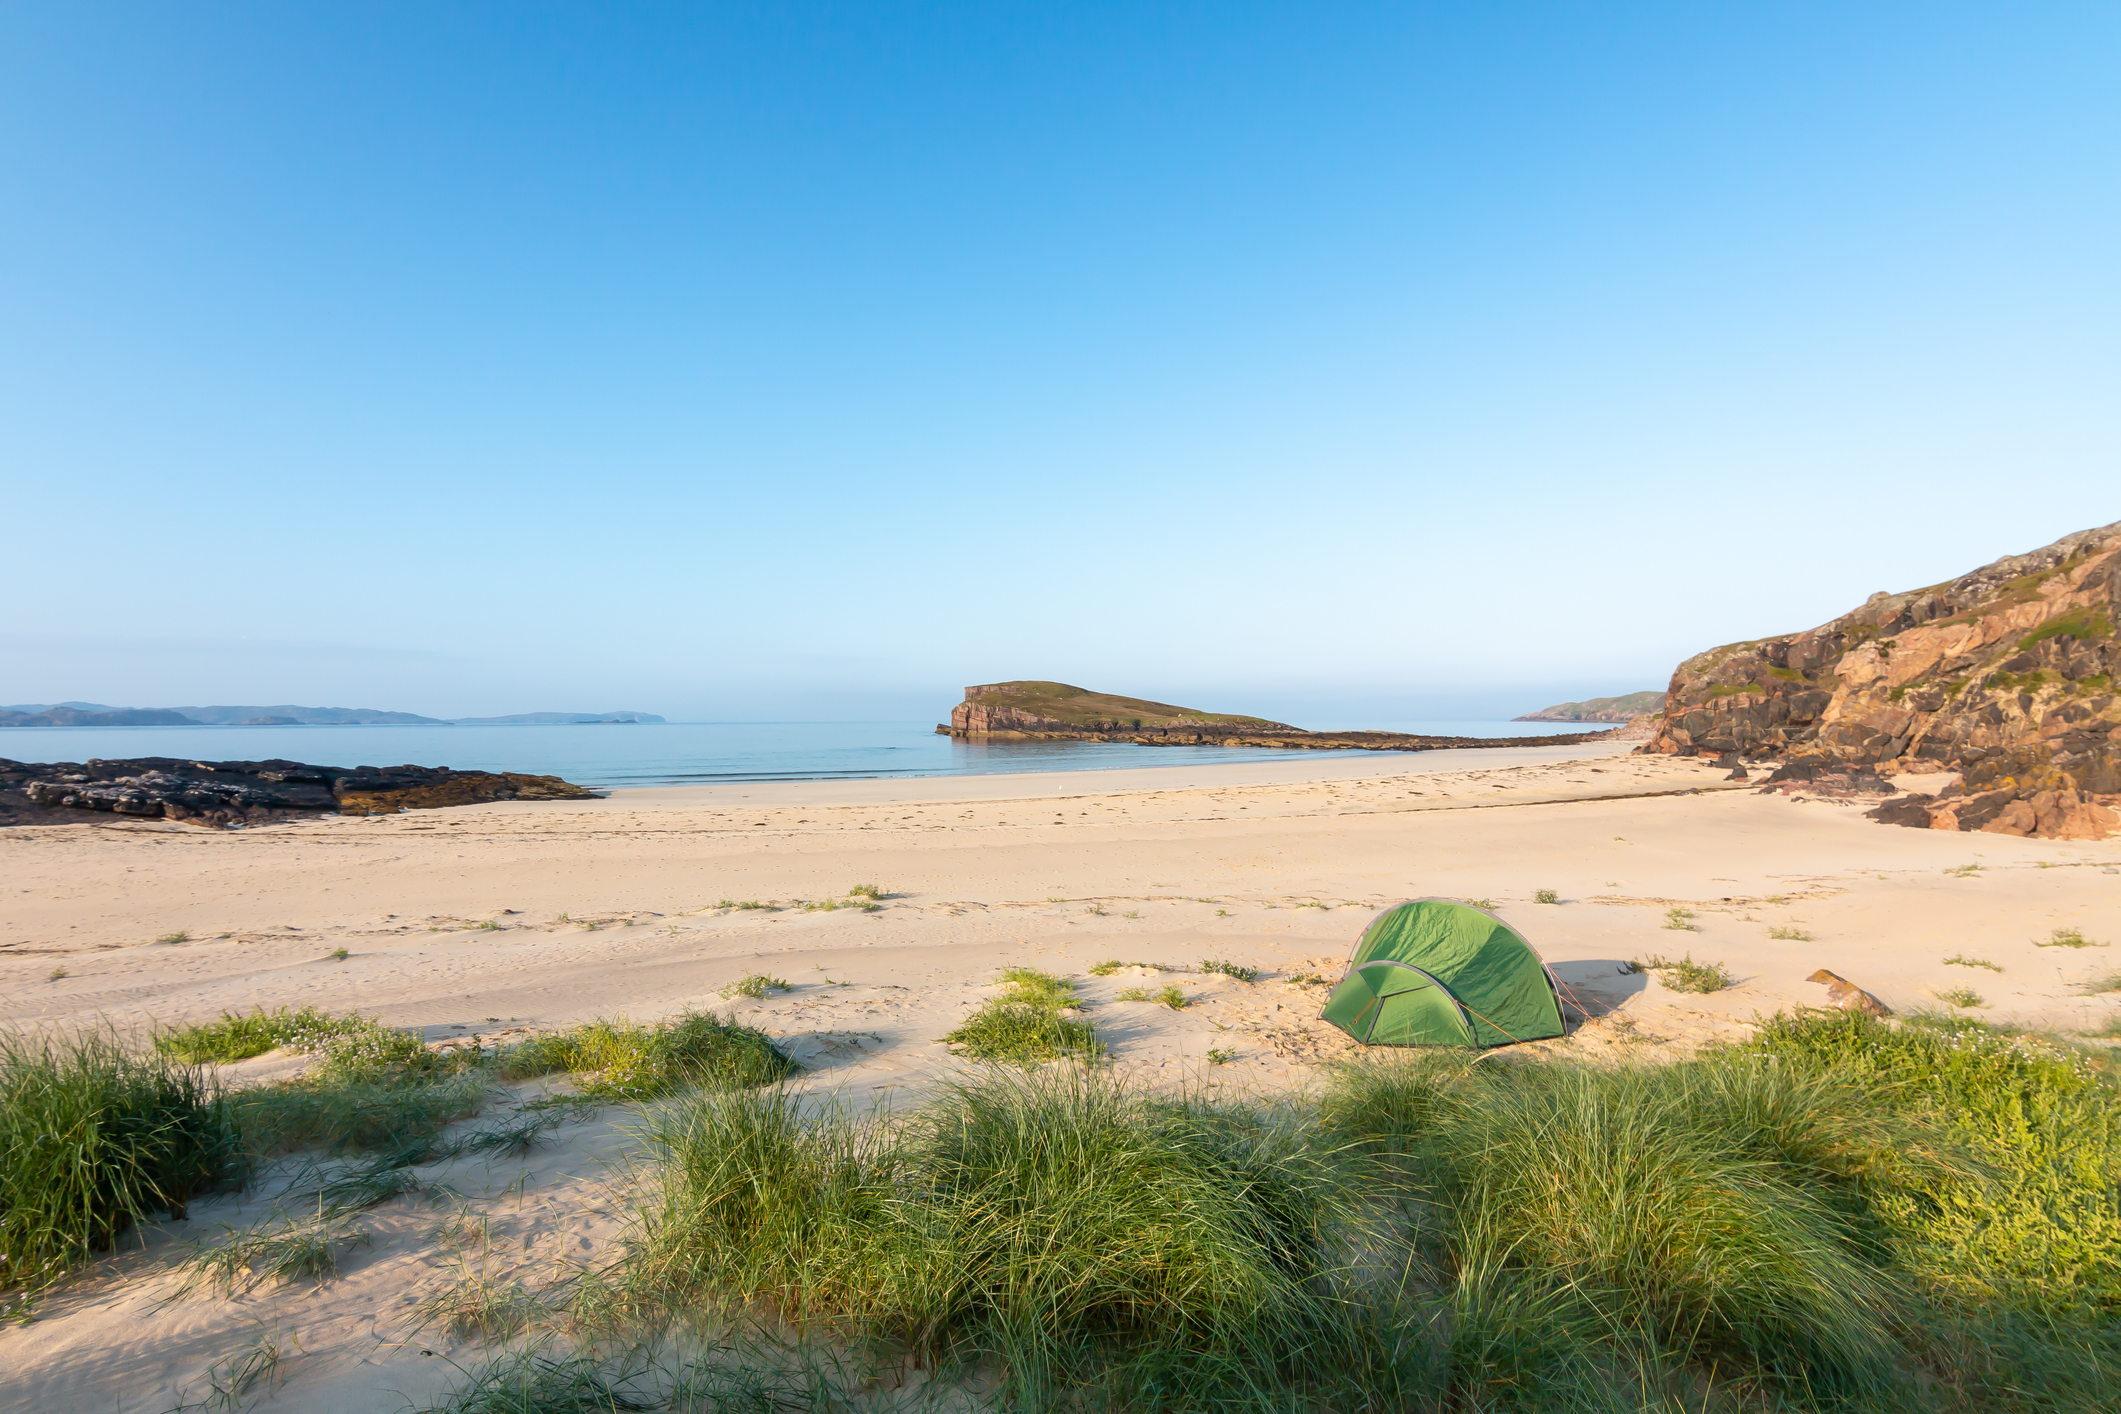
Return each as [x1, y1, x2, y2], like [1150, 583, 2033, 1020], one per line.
[1641, 519, 2121, 839]
[940, 681, 1609, 752]
[0, 757, 596, 828]
[1515, 691, 1665, 722]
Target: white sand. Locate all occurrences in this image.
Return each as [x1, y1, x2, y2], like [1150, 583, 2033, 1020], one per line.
[4, 739, 2118, 1411]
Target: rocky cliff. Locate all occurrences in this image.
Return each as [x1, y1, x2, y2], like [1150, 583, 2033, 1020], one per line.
[1642, 520, 2121, 839]
[0, 757, 595, 828]
[941, 681, 1609, 752]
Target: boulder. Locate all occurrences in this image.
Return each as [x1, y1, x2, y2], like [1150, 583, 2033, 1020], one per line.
[1806, 969, 1892, 1017]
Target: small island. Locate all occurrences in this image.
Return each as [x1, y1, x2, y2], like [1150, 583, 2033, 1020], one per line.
[939, 681, 1609, 752]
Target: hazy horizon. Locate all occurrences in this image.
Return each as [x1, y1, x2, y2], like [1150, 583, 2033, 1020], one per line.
[6, 4, 2115, 721]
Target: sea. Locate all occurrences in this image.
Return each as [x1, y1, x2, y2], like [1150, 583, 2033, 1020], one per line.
[0, 720, 1609, 789]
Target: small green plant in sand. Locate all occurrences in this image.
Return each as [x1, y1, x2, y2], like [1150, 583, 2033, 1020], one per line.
[942, 968, 1100, 1065]
[1635, 952, 1733, 994]
[1764, 893, 1788, 904]
[848, 883, 883, 900]
[1200, 957, 1258, 983]
[1205, 1047, 1236, 1065]
[1938, 986, 1988, 1009]
[157, 931, 189, 944]
[1769, 925, 1813, 941]
[799, 897, 843, 912]
[1662, 906, 1699, 931]
[2079, 970, 2121, 995]
[1947, 954, 2004, 972]
[1463, 897, 1495, 909]
[1117, 984, 1188, 1010]
[1534, 888, 1560, 904]
[1285, 972, 1326, 987]
[498, 1011, 795, 1099]
[1089, 959, 1175, 976]
[1085, 903, 1109, 916]
[156, 1005, 345, 1064]
[1123, 910, 1142, 919]
[326, 947, 349, 961]
[718, 973, 792, 1000]
[1947, 863, 1983, 878]
[46, 966, 65, 981]
[2037, 926, 2105, 949]
[1215, 908, 1228, 916]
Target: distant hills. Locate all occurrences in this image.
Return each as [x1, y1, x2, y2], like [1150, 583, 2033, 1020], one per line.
[1514, 691, 1665, 723]
[0, 703, 666, 728]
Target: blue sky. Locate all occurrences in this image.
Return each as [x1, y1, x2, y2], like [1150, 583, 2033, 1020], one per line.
[4, 3, 2115, 723]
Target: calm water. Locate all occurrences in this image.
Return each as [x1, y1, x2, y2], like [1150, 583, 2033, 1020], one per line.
[0, 719, 1608, 789]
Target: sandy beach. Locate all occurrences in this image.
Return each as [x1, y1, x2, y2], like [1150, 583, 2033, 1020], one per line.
[5, 738, 2119, 1411]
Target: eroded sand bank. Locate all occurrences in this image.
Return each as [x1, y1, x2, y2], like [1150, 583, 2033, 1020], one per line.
[4, 739, 2118, 1411]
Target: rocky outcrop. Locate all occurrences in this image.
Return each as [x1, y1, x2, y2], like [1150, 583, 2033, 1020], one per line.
[0, 757, 595, 828]
[1515, 691, 1665, 723]
[941, 681, 1612, 753]
[1642, 520, 2121, 838]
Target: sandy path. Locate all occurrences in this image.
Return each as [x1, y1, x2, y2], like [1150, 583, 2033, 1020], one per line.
[4, 740, 2119, 1411]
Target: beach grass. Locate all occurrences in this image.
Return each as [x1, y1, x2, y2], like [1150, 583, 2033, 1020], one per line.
[593, 1019, 2121, 1413]
[1115, 983, 1188, 1009]
[174, 1214, 369, 1297]
[2037, 926, 2105, 949]
[1636, 952, 1735, 993]
[0, 1029, 232, 1303]
[1199, 956, 1259, 983]
[942, 969, 1100, 1065]
[495, 1011, 796, 1100]
[717, 973, 792, 1000]
[1535, 887, 1560, 904]
[1947, 954, 2004, 972]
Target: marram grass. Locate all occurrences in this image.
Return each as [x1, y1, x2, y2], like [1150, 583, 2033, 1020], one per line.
[597, 1013, 2121, 1414]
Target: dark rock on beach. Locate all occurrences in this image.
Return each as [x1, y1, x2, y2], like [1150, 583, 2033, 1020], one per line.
[0, 757, 596, 828]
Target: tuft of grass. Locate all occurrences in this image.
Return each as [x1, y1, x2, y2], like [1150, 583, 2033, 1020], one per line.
[325, 947, 349, 961]
[1088, 959, 1174, 976]
[1662, 906, 1699, 931]
[1200, 957, 1258, 983]
[942, 969, 1100, 1066]
[627, 1068, 1361, 1408]
[157, 931, 190, 944]
[1116, 984, 1188, 1009]
[848, 884, 883, 899]
[2079, 970, 2121, 995]
[411, 1270, 548, 1342]
[1947, 954, 2005, 972]
[471, 920, 502, 931]
[1635, 952, 1734, 994]
[175, 1215, 370, 1296]
[0, 1030, 232, 1300]
[719, 973, 792, 1000]
[2037, 926, 2105, 949]
[227, 1072, 488, 1159]
[1534, 888, 1560, 905]
[496, 1012, 796, 1100]
[1285, 972, 1326, 987]
[156, 1005, 338, 1064]
[1938, 986, 1988, 1009]
[1764, 894, 1788, 904]
[1205, 1047, 1237, 1065]
[1769, 925, 1813, 941]
[414, 1348, 822, 1414]
[1084, 903, 1109, 916]
[1947, 863, 1983, 878]
[46, 966, 66, 981]
[1463, 896, 1496, 909]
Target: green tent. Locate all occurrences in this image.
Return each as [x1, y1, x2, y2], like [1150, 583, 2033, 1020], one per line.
[1319, 899, 1567, 1048]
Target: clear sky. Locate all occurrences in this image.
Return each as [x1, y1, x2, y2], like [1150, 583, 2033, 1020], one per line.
[4, 3, 2115, 724]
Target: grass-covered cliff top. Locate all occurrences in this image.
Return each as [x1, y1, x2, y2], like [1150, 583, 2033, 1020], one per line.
[1515, 690, 1665, 721]
[962, 681, 1295, 729]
